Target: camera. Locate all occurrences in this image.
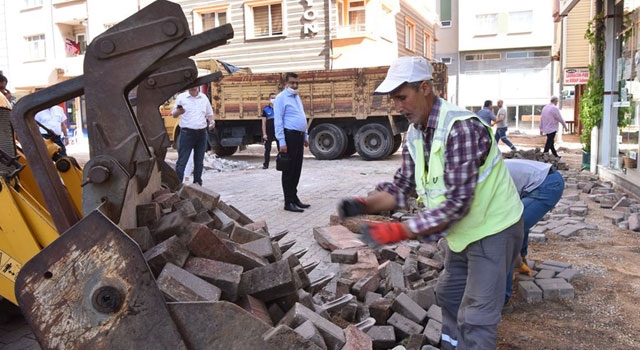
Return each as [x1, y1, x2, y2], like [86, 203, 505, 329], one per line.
[177, 104, 183, 109]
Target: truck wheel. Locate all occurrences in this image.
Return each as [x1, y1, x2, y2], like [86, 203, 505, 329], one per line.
[214, 145, 238, 157]
[388, 134, 402, 156]
[355, 123, 393, 160]
[343, 135, 357, 157]
[309, 123, 347, 160]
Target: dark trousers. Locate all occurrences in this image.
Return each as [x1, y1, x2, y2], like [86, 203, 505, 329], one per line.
[263, 119, 278, 168]
[42, 134, 67, 156]
[543, 131, 559, 157]
[282, 129, 305, 204]
[176, 127, 207, 185]
[494, 127, 515, 149]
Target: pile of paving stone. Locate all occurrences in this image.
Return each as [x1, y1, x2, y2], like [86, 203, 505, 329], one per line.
[130, 184, 357, 349]
[126, 162, 640, 349]
[515, 259, 579, 303]
[313, 223, 446, 350]
[133, 184, 460, 349]
[502, 147, 570, 171]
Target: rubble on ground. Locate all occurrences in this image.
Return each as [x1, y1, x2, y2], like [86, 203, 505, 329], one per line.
[203, 153, 259, 171]
[165, 153, 260, 173]
[138, 152, 639, 350]
[502, 147, 570, 170]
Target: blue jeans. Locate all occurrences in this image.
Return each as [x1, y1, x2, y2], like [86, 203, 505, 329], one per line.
[175, 127, 208, 185]
[506, 170, 564, 301]
[494, 127, 515, 149]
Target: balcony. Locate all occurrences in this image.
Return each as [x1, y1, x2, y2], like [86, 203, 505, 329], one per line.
[330, 24, 371, 40]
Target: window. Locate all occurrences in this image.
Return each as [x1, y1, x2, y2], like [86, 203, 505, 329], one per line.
[348, 1, 366, 31]
[506, 50, 550, 59]
[23, 0, 43, 8]
[335, 0, 367, 34]
[76, 34, 87, 55]
[508, 11, 533, 34]
[202, 12, 227, 31]
[441, 57, 452, 64]
[423, 31, 432, 59]
[464, 53, 500, 61]
[440, 0, 452, 27]
[245, 1, 284, 39]
[475, 13, 498, 36]
[25, 34, 45, 61]
[194, 6, 229, 34]
[405, 18, 415, 51]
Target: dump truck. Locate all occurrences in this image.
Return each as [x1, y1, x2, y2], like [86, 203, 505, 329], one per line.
[163, 62, 448, 160]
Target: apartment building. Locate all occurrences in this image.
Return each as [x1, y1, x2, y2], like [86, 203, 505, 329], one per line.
[436, 0, 555, 132]
[1, 0, 439, 136]
[171, 0, 438, 72]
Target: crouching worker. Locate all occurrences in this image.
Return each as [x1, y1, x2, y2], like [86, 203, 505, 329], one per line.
[337, 56, 524, 349]
[504, 159, 565, 305]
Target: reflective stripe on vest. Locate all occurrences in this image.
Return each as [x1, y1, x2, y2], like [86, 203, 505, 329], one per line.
[406, 98, 523, 252]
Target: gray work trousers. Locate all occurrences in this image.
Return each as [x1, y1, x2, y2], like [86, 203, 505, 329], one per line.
[436, 217, 523, 349]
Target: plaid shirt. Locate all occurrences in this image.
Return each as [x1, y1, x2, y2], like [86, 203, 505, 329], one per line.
[376, 98, 492, 241]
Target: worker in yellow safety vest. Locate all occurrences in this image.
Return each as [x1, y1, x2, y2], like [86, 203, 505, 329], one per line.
[338, 56, 524, 349]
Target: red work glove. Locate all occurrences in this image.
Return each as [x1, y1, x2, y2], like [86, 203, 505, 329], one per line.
[337, 197, 367, 220]
[360, 222, 409, 247]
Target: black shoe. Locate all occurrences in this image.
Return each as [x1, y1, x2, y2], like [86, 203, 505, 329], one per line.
[284, 203, 304, 212]
[262, 164, 268, 169]
[294, 200, 310, 208]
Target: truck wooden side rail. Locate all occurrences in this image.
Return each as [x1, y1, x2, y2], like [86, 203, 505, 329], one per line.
[163, 62, 447, 160]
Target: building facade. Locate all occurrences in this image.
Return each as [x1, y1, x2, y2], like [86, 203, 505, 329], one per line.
[436, 0, 556, 133]
[559, 0, 639, 193]
[0, 0, 439, 137]
[174, 0, 438, 72]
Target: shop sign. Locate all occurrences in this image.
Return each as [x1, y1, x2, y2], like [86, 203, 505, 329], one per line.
[303, 0, 318, 35]
[564, 68, 589, 85]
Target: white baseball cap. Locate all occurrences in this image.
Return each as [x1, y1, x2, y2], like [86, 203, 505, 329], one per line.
[374, 56, 433, 95]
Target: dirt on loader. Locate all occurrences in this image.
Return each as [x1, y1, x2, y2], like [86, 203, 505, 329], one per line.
[496, 133, 640, 350]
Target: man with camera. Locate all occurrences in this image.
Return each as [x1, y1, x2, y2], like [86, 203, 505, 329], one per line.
[172, 86, 214, 186]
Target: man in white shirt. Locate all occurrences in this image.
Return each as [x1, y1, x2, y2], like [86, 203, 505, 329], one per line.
[35, 105, 69, 156]
[171, 86, 214, 186]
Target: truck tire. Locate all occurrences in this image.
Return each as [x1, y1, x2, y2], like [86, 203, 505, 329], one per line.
[214, 145, 238, 157]
[355, 123, 393, 160]
[343, 135, 357, 157]
[388, 134, 402, 156]
[309, 123, 347, 160]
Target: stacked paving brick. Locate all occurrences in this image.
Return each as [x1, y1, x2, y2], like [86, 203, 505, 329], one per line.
[502, 148, 570, 171]
[126, 162, 640, 349]
[130, 184, 353, 349]
[314, 224, 446, 349]
[516, 260, 579, 303]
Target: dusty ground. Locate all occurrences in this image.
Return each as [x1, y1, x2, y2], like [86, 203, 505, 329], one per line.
[496, 133, 640, 350]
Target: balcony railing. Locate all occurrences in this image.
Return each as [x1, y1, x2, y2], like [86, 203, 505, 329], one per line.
[331, 24, 369, 39]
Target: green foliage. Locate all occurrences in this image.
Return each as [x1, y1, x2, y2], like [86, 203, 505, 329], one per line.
[618, 99, 635, 129]
[580, 12, 605, 152]
[579, 65, 603, 152]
